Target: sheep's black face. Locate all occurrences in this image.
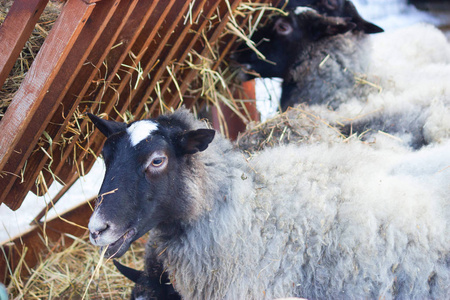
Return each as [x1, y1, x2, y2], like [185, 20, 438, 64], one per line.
[232, 11, 356, 81]
[87, 113, 215, 258]
[232, 15, 301, 81]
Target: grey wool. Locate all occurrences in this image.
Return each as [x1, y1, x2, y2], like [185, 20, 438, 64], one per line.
[136, 109, 450, 299]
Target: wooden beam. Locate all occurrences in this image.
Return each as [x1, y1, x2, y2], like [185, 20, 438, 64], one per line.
[0, 0, 49, 89]
[0, 0, 96, 210]
[4, 0, 122, 200]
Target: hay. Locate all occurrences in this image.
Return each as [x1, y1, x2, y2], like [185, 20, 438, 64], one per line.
[5, 232, 146, 299]
[237, 105, 345, 154]
[0, 1, 62, 120]
[186, 0, 282, 137]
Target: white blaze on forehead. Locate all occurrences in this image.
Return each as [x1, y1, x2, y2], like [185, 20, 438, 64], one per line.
[294, 6, 317, 15]
[127, 120, 158, 147]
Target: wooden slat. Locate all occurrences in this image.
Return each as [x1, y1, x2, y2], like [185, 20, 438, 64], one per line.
[0, 0, 96, 210]
[46, 0, 166, 185]
[155, 0, 244, 111]
[0, 0, 49, 88]
[21, 0, 136, 196]
[156, 0, 238, 110]
[133, 0, 214, 114]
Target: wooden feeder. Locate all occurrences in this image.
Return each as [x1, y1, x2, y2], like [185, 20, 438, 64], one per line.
[0, 0, 278, 286]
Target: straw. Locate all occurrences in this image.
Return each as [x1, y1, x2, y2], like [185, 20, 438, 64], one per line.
[5, 232, 147, 299]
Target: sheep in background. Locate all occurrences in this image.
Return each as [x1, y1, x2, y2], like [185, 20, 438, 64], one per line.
[88, 108, 450, 299]
[233, 8, 377, 110]
[318, 22, 450, 148]
[233, 8, 450, 149]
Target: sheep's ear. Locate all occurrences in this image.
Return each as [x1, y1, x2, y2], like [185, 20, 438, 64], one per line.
[87, 113, 127, 138]
[343, 0, 383, 34]
[311, 16, 356, 40]
[113, 260, 143, 283]
[177, 129, 215, 155]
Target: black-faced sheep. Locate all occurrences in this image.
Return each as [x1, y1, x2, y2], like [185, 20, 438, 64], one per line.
[88, 108, 450, 299]
[233, 8, 376, 110]
[234, 7, 450, 149]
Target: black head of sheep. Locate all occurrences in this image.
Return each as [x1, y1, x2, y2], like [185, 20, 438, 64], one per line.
[87, 113, 215, 259]
[233, 9, 356, 81]
[280, 0, 383, 34]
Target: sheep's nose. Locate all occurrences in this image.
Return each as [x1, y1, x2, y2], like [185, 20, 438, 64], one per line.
[90, 224, 108, 240]
[88, 213, 110, 241]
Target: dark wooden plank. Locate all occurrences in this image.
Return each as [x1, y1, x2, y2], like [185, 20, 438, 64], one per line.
[0, 0, 96, 210]
[135, 0, 210, 111]
[143, 0, 224, 113]
[146, 0, 244, 114]
[0, 0, 49, 88]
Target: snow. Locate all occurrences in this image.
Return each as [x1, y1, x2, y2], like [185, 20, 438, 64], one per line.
[0, 160, 105, 243]
[0, 0, 447, 244]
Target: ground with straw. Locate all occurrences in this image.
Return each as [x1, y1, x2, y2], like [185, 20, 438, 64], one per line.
[6, 232, 147, 299]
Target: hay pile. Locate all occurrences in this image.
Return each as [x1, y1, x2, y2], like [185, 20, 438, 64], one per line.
[0, 1, 62, 120]
[237, 105, 344, 153]
[6, 232, 147, 299]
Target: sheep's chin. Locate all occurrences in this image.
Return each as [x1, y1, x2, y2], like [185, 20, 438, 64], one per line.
[103, 228, 137, 259]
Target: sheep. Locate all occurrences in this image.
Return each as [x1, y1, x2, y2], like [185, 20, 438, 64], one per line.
[313, 22, 450, 149]
[233, 8, 377, 111]
[233, 7, 450, 149]
[87, 108, 450, 299]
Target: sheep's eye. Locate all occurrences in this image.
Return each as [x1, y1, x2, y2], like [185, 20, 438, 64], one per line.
[145, 151, 168, 175]
[274, 19, 292, 36]
[151, 157, 165, 167]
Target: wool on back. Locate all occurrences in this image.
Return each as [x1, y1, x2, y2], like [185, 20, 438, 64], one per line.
[143, 109, 450, 299]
